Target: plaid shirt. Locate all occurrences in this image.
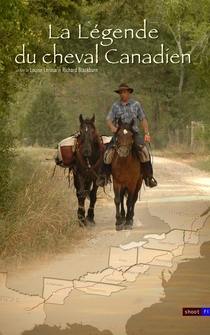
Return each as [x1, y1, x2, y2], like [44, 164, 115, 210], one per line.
[106, 99, 147, 132]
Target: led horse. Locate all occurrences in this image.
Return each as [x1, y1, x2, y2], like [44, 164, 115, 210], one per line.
[73, 114, 103, 226]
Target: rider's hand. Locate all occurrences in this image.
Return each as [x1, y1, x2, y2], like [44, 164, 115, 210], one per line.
[111, 126, 118, 133]
[144, 133, 151, 143]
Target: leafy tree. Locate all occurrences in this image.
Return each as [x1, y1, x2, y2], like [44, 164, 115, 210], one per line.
[22, 86, 67, 147]
[147, 0, 210, 134]
[0, 0, 29, 211]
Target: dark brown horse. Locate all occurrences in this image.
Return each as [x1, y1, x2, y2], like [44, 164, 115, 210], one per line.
[111, 118, 143, 231]
[73, 114, 103, 227]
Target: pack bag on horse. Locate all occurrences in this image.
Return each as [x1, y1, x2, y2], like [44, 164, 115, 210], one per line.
[111, 118, 143, 231]
[54, 114, 105, 227]
[54, 135, 77, 168]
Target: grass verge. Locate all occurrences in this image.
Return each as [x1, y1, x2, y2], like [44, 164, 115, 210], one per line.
[153, 145, 210, 173]
[0, 147, 87, 271]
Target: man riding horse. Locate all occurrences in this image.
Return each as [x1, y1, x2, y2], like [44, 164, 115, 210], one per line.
[96, 83, 158, 188]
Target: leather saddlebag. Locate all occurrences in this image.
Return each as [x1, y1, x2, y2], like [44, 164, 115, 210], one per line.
[54, 136, 76, 167]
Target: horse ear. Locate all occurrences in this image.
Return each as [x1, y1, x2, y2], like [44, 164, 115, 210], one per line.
[79, 114, 84, 124]
[118, 117, 123, 127]
[130, 119, 134, 128]
[91, 114, 95, 123]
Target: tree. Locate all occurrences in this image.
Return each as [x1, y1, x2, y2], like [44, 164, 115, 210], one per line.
[148, 0, 210, 141]
[0, 0, 29, 211]
[22, 86, 67, 147]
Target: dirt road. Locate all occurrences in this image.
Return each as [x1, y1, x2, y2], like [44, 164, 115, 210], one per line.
[2, 156, 210, 335]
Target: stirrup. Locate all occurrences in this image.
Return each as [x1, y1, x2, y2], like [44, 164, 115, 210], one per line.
[145, 176, 157, 188]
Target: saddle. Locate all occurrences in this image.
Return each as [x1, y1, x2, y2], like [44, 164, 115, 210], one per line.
[103, 143, 150, 164]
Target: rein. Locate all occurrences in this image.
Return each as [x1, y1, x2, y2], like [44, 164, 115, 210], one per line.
[76, 131, 103, 178]
[76, 147, 102, 172]
[76, 119, 104, 178]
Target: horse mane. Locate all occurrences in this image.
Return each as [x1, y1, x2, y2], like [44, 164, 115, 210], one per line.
[117, 122, 142, 159]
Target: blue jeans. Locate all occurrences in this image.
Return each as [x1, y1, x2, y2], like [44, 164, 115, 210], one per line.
[100, 133, 153, 176]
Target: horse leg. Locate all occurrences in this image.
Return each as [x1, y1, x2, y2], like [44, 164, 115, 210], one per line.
[114, 184, 125, 231]
[85, 182, 97, 227]
[125, 179, 142, 230]
[124, 191, 134, 230]
[74, 174, 86, 226]
[76, 189, 86, 226]
[120, 187, 126, 222]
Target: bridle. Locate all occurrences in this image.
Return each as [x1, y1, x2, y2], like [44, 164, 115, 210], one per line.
[79, 121, 96, 142]
[115, 126, 134, 157]
[76, 121, 103, 175]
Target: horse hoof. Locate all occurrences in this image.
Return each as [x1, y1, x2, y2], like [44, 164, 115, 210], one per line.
[124, 224, 133, 230]
[84, 219, 96, 228]
[116, 223, 124, 231]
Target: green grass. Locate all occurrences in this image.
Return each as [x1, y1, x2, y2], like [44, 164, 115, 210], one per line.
[0, 147, 87, 270]
[188, 156, 210, 172]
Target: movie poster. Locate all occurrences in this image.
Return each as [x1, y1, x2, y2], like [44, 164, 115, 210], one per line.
[1, 1, 210, 334]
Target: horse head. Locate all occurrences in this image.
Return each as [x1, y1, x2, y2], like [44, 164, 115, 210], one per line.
[116, 118, 135, 158]
[79, 114, 95, 125]
[79, 114, 97, 157]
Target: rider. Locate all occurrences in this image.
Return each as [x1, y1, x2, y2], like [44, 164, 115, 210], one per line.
[96, 83, 157, 188]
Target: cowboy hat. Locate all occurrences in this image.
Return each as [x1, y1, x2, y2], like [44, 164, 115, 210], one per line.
[114, 83, 134, 94]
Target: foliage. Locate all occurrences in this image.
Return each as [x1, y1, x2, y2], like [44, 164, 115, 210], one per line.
[0, 0, 29, 211]
[22, 86, 67, 147]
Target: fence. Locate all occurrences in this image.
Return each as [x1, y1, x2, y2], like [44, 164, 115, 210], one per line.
[167, 121, 205, 151]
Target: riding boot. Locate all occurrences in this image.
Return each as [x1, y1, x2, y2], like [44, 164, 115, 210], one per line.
[96, 174, 108, 187]
[144, 176, 158, 188]
[141, 162, 157, 188]
[96, 164, 112, 187]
